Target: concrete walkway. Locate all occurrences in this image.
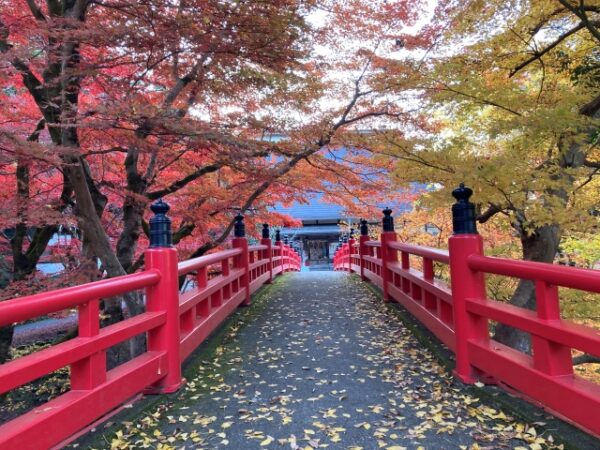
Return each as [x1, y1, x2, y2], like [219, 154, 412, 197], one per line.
[86, 272, 566, 449]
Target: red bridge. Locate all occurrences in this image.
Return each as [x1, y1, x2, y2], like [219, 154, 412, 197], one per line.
[1, 185, 600, 449]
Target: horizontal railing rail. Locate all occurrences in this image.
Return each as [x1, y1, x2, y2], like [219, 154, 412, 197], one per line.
[0, 270, 161, 327]
[0, 207, 301, 449]
[333, 188, 600, 437]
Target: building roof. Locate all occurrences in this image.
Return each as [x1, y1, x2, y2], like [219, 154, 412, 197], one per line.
[271, 195, 347, 221]
[280, 225, 341, 236]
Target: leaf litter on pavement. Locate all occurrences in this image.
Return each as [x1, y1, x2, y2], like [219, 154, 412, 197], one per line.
[79, 273, 567, 450]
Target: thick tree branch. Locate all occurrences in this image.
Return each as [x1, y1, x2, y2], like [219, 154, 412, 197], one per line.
[510, 22, 587, 77]
[557, 0, 600, 43]
[146, 163, 222, 200]
[573, 353, 600, 365]
[477, 203, 507, 224]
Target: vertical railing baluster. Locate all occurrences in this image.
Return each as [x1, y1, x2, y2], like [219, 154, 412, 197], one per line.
[532, 281, 572, 375]
[71, 298, 106, 390]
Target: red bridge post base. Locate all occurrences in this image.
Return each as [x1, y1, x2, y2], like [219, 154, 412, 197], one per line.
[144, 247, 185, 394]
[448, 183, 490, 385]
[380, 231, 398, 302]
[233, 237, 251, 306]
[359, 232, 370, 282]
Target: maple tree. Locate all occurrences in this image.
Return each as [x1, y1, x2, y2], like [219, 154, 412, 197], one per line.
[368, 0, 600, 351]
[0, 0, 425, 363]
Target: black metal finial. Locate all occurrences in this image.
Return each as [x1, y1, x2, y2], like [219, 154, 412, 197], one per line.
[452, 183, 478, 234]
[262, 223, 269, 239]
[360, 219, 368, 236]
[283, 234, 289, 245]
[382, 207, 394, 232]
[349, 228, 355, 239]
[234, 213, 245, 237]
[149, 199, 172, 248]
[275, 229, 281, 242]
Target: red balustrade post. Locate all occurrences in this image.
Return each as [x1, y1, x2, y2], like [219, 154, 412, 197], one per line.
[380, 208, 398, 302]
[348, 232, 356, 273]
[144, 200, 184, 394]
[197, 267, 210, 317]
[448, 184, 489, 384]
[261, 223, 273, 283]
[232, 214, 251, 306]
[359, 220, 370, 281]
[275, 230, 282, 274]
[343, 242, 349, 271]
[423, 258, 437, 310]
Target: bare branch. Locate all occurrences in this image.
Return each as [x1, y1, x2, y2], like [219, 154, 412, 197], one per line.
[557, 0, 600, 43]
[146, 163, 222, 200]
[573, 353, 600, 365]
[510, 22, 586, 77]
[434, 85, 523, 116]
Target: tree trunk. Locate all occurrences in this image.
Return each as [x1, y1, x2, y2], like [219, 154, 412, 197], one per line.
[0, 256, 12, 365]
[493, 223, 560, 353]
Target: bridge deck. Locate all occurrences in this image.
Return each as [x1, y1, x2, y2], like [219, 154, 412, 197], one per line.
[77, 272, 562, 449]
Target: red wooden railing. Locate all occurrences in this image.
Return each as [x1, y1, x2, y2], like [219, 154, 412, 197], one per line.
[0, 223, 300, 448]
[334, 192, 600, 437]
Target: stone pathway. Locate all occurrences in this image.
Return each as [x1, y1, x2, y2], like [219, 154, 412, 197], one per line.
[89, 272, 566, 450]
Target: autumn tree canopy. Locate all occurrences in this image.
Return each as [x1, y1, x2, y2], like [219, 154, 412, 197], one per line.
[0, 0, 428, 362]
[370, 0, 600, 350]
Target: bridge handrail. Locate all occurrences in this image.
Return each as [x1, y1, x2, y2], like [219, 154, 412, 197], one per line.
[0, 208, 301, 449]
[467, 254, 600, 292]
[178, 248, 242, 276]
[248, 244, 269, 252]
[0, 270, 161, 327]
[332, 189, 600, 437]
[388, 242, 450, 264]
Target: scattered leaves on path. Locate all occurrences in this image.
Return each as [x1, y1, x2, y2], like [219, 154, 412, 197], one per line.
[84, 274, 567, 450]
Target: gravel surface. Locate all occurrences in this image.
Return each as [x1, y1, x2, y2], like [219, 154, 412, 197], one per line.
[84, 272, 566, 449]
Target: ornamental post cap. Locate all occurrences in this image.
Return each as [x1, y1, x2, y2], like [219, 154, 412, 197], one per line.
[452, 183, 473, 203]
[150, 199, 170, 215]
[149, 199, 172, 248]
[349, 228, 355, 238]
[234, 213, 245, 237]
[451, 182, 478, 235]
[382, 207, 394, 232]
[262, 223, 269, 239]
[360, 219, 369, 236]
